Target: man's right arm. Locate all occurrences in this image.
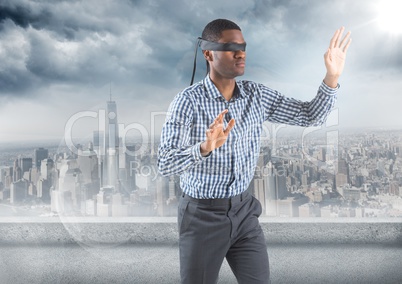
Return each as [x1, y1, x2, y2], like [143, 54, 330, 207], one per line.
[157, 94, 206, 176]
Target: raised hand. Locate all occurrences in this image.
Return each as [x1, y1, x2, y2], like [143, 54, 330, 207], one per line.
[323, 27, 352, 88]
[200, 109, 235, 156]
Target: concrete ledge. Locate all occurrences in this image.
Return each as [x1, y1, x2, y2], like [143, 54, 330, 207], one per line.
[1, 218, 401, 283]
[0, 217, 401, 246]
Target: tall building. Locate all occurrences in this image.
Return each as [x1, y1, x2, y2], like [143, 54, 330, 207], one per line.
[77, 143, 99, 185]
[10, 180, 28, 204]
[41, 159, 54, 181]
[96, 186, 113, 217]
[19, 157, 33, 174]
[119, 145, 137, 195]
[93, 130, 105, 190]
[263, 161, 287, 216]
[336, 158, 350, 188]
[34, 148, 49, 169]
[13, 165, 22, 182]
[51, 159, 79, 213]
[0, 167, 12, 189]
[103, 100, 120, 190]
[38, 158, 56, 202]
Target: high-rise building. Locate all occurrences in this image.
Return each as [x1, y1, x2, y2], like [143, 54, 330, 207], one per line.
[119, 145, 137, 195]
[10, 180, 28, 204]
[34, 148, 49, 169]
[0, 167, 12, 189]
[103, 100, 120, 190]
[93, 131, 102, 151]
[336, 158, 350, 188]
[41, 159, 54, 180]
[263, 161, 288, 216]
[77, 144, 99, 185]
[93, 130, 105, 191]
[96, 186, 113, 217]
[19, 157, 33, 174]
[13, 158, 21, 182]
[38, 159, 56, 202]
[52, 158, 79, 213]
[91, 99, 121, 191]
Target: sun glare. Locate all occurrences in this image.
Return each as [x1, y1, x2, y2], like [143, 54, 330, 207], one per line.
[377, 0, 402, 35]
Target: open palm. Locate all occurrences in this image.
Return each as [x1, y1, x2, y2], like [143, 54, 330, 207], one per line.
[324, 27, 352, 78]
[200, 109, 235, 156]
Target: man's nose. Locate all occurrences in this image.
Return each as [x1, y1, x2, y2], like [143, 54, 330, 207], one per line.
[234, 50, 246, 58]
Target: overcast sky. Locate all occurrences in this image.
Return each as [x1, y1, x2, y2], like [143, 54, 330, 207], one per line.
[0, 0, 401, 144]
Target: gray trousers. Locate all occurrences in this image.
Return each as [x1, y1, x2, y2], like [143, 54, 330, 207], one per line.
[178, 190, 270, 284]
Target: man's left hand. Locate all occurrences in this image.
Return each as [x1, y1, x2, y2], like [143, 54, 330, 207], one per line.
[323, 27, 352, 88]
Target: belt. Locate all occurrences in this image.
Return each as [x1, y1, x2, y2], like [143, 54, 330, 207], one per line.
[181, 190, 251, 206]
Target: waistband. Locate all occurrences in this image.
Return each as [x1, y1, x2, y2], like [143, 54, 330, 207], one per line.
[181, 190, 251, 206]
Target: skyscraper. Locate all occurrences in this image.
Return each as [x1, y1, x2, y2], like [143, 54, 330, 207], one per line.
[34, 148, 49, 169]
[19, 157, 33, 175]
[336, 158, 350, 188]
[103, 100, 120, 190]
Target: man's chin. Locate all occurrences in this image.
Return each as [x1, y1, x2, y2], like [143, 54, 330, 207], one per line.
[236, 70, 245, 77]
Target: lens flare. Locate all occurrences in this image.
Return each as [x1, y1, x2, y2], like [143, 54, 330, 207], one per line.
[377, 0, 402, 35]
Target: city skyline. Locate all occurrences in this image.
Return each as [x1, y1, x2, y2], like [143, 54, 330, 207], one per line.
[1, 0, 402, 143]
[1, 97, 401, 219]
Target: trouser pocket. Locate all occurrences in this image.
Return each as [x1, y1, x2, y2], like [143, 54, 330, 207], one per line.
[177, 197, 190, 234]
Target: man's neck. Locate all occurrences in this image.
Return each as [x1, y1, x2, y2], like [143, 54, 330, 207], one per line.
[209, 75, 236, 102]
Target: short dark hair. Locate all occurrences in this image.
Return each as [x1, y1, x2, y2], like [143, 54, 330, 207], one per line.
[201, 19, 241, 42]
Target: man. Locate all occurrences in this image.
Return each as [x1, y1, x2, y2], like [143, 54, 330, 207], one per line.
[158, 19, 351, 284]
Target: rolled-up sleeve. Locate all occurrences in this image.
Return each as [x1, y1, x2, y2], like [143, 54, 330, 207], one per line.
[157, 94, 208, 176]
[262, 81, 338, 127]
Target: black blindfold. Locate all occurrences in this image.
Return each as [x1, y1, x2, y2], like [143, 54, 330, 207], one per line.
[199, 38, 247, 52]
[190, 37, 247, 85]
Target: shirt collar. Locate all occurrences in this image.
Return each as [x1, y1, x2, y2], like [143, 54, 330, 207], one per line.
[203, 75, 246, 101]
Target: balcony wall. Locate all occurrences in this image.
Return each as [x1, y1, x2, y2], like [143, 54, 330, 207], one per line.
[0, 218, 401, 284]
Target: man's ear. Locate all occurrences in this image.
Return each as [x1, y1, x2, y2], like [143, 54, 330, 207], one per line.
[203, 50, 213, 62]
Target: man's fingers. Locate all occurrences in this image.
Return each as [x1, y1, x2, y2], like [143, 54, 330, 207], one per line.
[329, 28, 340, 49]
[343, 37, 352, 53]
[208, 121, 224, 130]
[330, 27, 349, 49]
[334, 27, 345, 48]
[211, 109, 229, 128]
[214, 123, 224, 129]
[339, 31, 351, 49]
[220, 109, 229, 115]
[218, 109, 228, 119]
[224, 118, 236, 135]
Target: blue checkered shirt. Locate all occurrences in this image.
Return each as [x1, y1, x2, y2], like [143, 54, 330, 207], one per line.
[158, 75, 338, 198]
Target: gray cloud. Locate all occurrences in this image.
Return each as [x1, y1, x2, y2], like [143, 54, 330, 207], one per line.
[0, 1, 51, 30]
[0, 0, 401, 105]
[1, 0, 402, 142]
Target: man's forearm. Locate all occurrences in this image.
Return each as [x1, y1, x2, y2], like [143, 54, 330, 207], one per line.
[158, 142, 206, 176]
